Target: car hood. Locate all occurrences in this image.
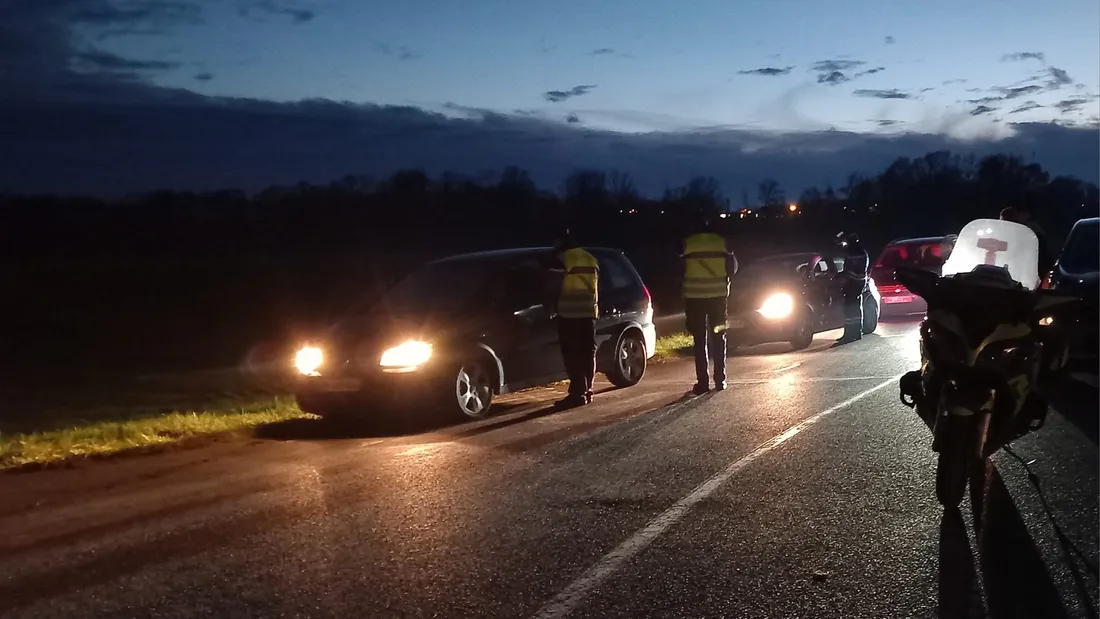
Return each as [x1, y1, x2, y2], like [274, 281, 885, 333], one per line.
[730, 276, 802, 312]
[324, 307, 490, 360]
[1055, 270, 1099, 300]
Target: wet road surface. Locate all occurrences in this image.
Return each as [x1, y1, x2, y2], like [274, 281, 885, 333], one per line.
[1, 321, 1096, 618]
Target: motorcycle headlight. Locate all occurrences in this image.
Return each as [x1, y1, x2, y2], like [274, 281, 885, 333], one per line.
[757, 293, 794, 320]
[379, 340, 433, 371]
[294, 346, 324, 376]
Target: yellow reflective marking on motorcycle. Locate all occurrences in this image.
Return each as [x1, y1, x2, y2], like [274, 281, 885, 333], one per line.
[967, 322, 1031, 367]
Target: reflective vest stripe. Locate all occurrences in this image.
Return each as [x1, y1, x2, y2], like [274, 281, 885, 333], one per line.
[559, 248, 599, 318]
[683, 233, 729, 299]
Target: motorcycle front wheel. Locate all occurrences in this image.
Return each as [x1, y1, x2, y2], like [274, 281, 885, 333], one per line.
[935, 414, 980, 508]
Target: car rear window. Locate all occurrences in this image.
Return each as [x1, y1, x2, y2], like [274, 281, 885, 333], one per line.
[1061, 222, 1099, 274]
[599, 254, 638, 292]
[874, 242, 947, 270]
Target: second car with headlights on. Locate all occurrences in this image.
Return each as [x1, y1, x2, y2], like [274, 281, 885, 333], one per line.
[726, 252, 880, 350]
[292, 247, 657, 420]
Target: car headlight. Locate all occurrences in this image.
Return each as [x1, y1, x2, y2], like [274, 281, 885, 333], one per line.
[294, 346, 323, 376]
[379, 340, 433, 370]
[757, 293, 794, 320]
[1038, 316, 1054, 326]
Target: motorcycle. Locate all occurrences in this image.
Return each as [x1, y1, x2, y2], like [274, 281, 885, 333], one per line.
[897, 218, 1079, 508]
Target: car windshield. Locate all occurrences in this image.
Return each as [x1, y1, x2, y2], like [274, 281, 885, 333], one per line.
[739, 255, 813, 279]
[1061, 222, 1099, 273]
[373, 259, 495, 313]
[875, 242, 946, 270]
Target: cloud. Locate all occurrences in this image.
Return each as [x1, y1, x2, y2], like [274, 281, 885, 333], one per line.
[565, 113, 580, 124]
[1010, 101, 1042, 114]
[1, 97, 1095, 201]
[1044, 67, 1073, 90]
[1001, 52, 1046, 63]
[971, 105, 997, 116]
[943, 79, 967, 85]
[590, 48, 616, 55]
[853, 89, 912, 99]
[811, 60, 867, 72]
[194, 72, 214, 82]
[1055, 97, 1096, 114]
[544, 85, 597, 103]
[817, 71, 850, 86]
[884, 36, 895, 45]
[375, 43, 422, 61]
[810, 59, 879, 86]
[876, 119, 901, 126]
[238, 1, 316, 24]
[74, 50, 181, 72]
[737, 66, 794, 76]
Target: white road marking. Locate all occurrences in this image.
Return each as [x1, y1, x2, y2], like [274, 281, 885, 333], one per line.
[531, 374, 904, 619]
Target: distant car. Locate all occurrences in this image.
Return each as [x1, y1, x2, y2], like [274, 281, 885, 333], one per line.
[292, 247, 657, 420]
[1043, 217, 1098, 364]
[727, 251, 881, 350]
[871, 235, 957, 317]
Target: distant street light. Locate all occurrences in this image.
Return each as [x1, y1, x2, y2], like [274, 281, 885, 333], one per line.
[788, 203, 799, 213]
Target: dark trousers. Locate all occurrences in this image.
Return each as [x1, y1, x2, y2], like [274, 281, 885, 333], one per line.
[558, 318, 597, 397]
[684, 296, 728, 385]
[842, 287, 864, 340]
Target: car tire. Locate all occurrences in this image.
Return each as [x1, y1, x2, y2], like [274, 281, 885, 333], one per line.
[447, 357, 495, 420]
[862, 297, 879, 334]
[606, 330, 647, 388]
[788, 313, 814, 351]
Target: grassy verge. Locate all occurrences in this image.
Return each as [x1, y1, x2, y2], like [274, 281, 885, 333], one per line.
[652, 332, 694, 363]
[3, 337, 696, 470]
[0, 374, 312, 470]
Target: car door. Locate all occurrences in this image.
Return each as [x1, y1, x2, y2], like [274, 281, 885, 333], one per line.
[593, 251, 639, 346]
[802, 256, 835, 329]
[490, 260, 564, 387]
[825, 255, 850, 329]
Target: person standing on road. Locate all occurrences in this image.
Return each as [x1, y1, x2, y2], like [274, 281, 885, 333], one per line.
[553, 228, 600, 408]
[681, 210, 738, 395]
[835, 231, 869, 345]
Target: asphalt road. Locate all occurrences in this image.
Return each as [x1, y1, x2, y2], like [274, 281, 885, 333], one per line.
[1, 321, 1097, 619]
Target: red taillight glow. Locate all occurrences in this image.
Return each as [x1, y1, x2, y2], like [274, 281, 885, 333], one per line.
[642, 284, 651, 302]
[1040, 273, 1051, 289]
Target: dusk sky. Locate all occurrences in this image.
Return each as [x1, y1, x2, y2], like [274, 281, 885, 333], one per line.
[2, 0, 1099, 197]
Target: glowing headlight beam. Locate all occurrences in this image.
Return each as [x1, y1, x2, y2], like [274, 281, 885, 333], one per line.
[757, 293, 794, 320]
[379, 340, 433, 369]
[295, 346, 323, 375]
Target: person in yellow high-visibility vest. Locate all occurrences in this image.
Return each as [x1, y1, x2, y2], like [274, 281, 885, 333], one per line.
[554, 229, 600, 407]
[681, 211, 738, 394]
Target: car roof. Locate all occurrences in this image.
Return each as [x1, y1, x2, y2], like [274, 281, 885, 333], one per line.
[885, 235, 953, 246]
[429, 246, 627, 266]
[1071, 217, 1099, 229]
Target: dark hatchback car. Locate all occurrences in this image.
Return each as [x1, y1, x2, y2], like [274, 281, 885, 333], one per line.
[726, 251, 881, 350]
[292, 247, 657, 420]
[1043, 217, 1099, 363]
[871, 235, 957, 317]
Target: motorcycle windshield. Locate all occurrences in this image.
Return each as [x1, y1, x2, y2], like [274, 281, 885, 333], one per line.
[940, 218, 1040, 289]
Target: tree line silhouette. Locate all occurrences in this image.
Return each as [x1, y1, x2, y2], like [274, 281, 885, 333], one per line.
[2, 151, 1096, 380]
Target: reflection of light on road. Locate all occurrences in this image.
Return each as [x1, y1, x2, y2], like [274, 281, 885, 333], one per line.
[396, 443, 447, 458]
[890, 326, 923, 365]
[769, 371, 797, 398]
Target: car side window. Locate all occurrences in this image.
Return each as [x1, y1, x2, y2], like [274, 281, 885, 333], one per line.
[499, 263, 546, 310]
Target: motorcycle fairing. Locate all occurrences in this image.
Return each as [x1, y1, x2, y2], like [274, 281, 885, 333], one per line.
[941, 218, 1040, 289]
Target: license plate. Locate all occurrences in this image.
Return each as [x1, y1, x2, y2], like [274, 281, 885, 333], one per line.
[312, 377, 362, 392]
[884, 295, 915, 304]
[727, 317, 745, 329]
